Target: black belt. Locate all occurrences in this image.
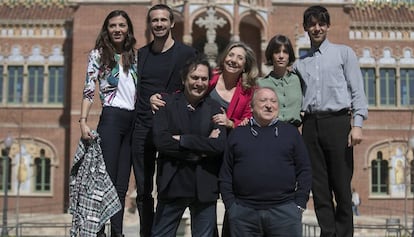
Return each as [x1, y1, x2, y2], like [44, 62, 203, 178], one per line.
[304, 108, 350, 119]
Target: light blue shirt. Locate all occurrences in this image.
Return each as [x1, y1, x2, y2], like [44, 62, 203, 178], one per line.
[294, 39, 368, 127]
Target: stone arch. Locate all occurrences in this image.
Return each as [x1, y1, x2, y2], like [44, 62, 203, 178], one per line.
[238, 9, 268, 42]
[238, 12, 266, 74]
[400, 47, 414, 65]
[28, 45, 45, 64]
[379, 47, 396, 65]
[48, 45, 64, 64]
[365, 139, 411, 169]
[2, 136, 58, 195]
[171, 8, 185, 43]
[7, 136, 59, 168]
[365, 139, 413, 196]
[29, 137, 59, 167]
[359, 47, 376, 64]
[190, 7, 232, 61]
[8, 44, 24, 63]
[189, 6, 234, 36]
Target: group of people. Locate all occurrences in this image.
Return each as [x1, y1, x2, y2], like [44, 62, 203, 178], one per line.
[77, 3, 368, 237]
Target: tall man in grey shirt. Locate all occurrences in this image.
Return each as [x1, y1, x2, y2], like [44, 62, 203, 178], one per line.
[294, 5, 368, 237]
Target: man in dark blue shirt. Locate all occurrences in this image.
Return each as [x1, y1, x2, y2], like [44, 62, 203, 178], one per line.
[219, 87, 312, 237]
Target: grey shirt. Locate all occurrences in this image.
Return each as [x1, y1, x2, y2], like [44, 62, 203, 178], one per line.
[294, 39, 368, 127]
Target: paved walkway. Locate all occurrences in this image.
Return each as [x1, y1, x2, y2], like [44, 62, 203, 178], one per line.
[123, 210, 139, 237]
[121, 201, 394, 237]
[3, 203, 411, 237]
[121, 204, 413, 237]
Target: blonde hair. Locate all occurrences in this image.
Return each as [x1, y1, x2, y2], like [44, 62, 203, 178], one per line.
[216, 41, 259, 90]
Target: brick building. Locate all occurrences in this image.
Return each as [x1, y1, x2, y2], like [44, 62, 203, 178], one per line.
[1, 0, 414, 222]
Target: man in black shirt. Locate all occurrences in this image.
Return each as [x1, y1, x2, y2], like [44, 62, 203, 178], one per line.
[132, 4, 197, 237]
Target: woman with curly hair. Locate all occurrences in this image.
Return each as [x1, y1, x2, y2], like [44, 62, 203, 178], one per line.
[150, 41, 259, 129]
[209, 41, 258, 128]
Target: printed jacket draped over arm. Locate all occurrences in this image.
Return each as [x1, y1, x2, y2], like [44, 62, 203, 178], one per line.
[69, 131, 121, 237]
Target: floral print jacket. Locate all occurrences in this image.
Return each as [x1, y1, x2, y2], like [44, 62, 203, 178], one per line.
[83, 48, 138, 106]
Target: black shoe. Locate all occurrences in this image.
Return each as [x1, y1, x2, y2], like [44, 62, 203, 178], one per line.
[97, 233, 106, 237]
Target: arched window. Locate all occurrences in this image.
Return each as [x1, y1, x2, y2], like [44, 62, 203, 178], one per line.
[371, 151, 389, 194]
[34, 148, 51, 192]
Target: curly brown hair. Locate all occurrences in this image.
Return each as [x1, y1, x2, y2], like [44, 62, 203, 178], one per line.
[216, 41, 258, 90]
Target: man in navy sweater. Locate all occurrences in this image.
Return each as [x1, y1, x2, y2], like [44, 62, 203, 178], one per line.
[219, 87, 312, 237]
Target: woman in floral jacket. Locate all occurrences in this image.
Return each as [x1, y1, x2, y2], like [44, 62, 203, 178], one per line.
[79, 10, 137, 237]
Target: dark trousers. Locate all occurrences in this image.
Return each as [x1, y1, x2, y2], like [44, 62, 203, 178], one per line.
[227, 202, 302, 237]
[132, 123, 156, 237]
[152, 198, 217, 237]
[302, 112, 354, 237]
[221, 211, 230, 237]
[97, 106, 134, 235]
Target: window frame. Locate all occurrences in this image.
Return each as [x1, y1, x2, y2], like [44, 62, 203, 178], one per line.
[34, 152, 51, 193]
[0, 64, 65, 108]
[28, 65, 45, 104]
[400, 68, 414, 106]
[361, 67, 376, 106]
[0, 151, 12, 193]
[371, 152, 389, 195]
[7, 65, 24, 104]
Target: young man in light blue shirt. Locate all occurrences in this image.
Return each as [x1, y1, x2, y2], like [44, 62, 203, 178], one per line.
[294, 5, 368, 237]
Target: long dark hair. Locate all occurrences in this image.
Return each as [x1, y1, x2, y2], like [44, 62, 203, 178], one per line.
[95, 10, 136, 72]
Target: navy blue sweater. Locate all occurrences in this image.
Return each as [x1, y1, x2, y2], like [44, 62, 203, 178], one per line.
[219, 120, 312, 210]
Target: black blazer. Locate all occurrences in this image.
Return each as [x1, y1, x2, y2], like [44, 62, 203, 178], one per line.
[136, 41, 197, 96]
[152, 93, 226, 202]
